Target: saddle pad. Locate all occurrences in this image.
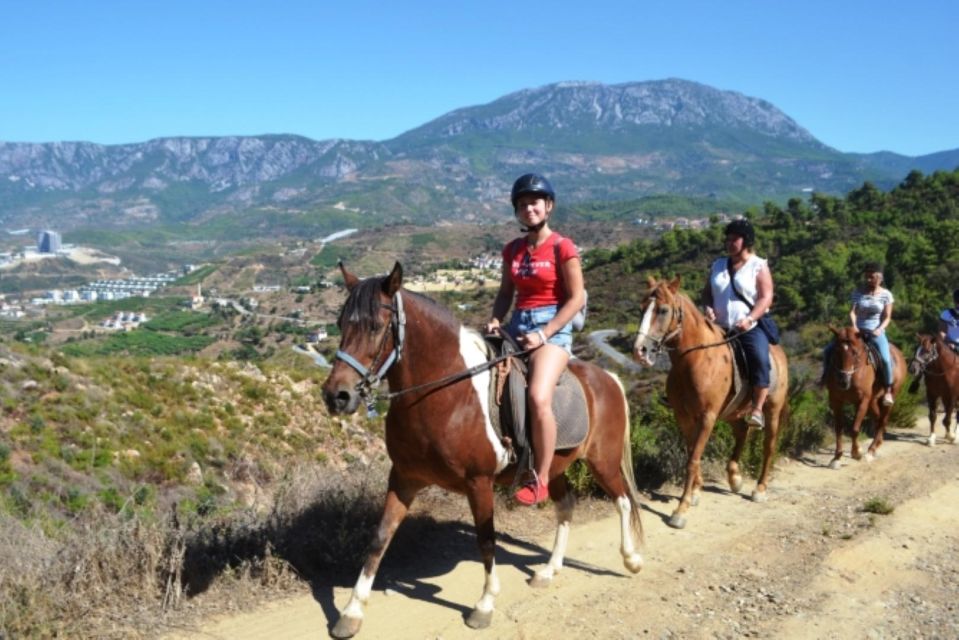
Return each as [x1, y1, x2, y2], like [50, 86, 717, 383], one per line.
[553, 369, 588, 449]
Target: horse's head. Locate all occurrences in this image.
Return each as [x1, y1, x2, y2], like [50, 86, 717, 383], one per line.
[633, 275, 683, 367]
[910, 333, 938, 376]
[828, 325, 867, 390]
[322, 261, 404, 415]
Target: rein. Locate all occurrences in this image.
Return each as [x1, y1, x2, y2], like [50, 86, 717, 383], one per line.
[334, 291, 534, 407]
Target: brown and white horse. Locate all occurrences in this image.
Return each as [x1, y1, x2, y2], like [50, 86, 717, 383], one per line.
[321, 263, 644, 638]
[824, 326, 907, 467]
[909, 333, 959, 446]
[632, 276, 789, 529]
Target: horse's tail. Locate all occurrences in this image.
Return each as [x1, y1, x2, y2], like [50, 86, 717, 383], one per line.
[609, 371, 644, 548]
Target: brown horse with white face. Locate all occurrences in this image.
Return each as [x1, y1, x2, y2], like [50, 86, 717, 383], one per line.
[321, 263, 644, 638]
[632, 276, 789, 530]
[824, 326, 907, 467]
[909, 333, 959, 446]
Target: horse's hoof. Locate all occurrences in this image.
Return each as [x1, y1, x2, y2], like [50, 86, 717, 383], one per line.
[751, 490, 768, 503]
[529, 571, 553, 589]
[466, 608, 493, 629]
[729, 475, 744, 493]
[667, 513, 687, 529]
[690, 494, 700, 507]
[864, 452, 876, 463]
[623, 553, 644, 574]
[947, 435, 957, 444]
[927, 435, 937, 447]
[851, 451, 863, 461]
[331, 615, 363, 639]
[828, 459, 842, 470]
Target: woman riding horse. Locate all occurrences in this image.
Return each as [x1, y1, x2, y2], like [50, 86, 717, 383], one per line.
[485, 173, 586, 506]
[633, 275, 789, 529]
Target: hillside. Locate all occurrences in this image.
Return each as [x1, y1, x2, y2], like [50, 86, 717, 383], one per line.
[2, 79, 957, 238]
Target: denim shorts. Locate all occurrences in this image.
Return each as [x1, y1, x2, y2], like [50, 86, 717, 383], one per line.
[508, 305, 573, 354]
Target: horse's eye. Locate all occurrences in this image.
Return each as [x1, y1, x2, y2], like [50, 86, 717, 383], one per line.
[657, 308, 669, 316]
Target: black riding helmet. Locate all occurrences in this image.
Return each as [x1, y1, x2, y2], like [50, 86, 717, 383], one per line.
[724, 219, 755, 247]
[510, 173, 555, 209]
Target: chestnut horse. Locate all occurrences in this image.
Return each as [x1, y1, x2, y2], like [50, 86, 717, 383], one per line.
[632, 276, 789, 530]
[824, 326, 907, 467]
[321, 263, 644, 638]
[909, 333, 959, 446]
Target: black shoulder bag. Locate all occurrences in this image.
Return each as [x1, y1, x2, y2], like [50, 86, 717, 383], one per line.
[726, 258, 780, 345]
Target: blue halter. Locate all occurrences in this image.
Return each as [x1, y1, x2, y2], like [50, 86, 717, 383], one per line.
[334, 291, 406, 404]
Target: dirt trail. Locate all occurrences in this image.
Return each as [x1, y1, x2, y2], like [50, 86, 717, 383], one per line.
[165, 422, 959, 640]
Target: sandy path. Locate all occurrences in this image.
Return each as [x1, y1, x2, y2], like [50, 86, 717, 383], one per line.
[165, 422, 959, 639]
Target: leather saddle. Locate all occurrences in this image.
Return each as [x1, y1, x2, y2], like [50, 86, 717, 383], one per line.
[482, 334, 589, 473]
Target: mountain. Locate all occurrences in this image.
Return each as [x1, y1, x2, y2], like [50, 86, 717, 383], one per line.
[1, 79, 956, 236]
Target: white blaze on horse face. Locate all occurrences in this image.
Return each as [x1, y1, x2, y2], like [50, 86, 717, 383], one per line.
[460, 328, 510, 474]
[633, 299, 658, 366]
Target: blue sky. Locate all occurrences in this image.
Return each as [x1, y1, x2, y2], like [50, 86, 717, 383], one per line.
[1, 0, 956, 156]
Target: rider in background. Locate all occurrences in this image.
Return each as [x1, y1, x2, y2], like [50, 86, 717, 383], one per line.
[850, 262, 896, 406]
[702, 218, 774, 429]
[485, 173, 585, 506]
[938, 288, 959, 352]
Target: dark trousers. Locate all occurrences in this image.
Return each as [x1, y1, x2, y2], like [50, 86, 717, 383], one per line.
[736, 325, 771, 388]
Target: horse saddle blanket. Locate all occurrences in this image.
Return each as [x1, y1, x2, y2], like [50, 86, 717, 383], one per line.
[864, 342, 887, 381]
[483, 335, 589, 454]
[721, 339, 781, 422]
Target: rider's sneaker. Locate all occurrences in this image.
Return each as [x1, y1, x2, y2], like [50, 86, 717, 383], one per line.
[747, 411, 765, 430]
[514, 479, 549, 506]
[882, 392, 895, 407]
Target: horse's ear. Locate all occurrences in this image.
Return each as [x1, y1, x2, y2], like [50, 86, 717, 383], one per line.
[646, 275, 657, 289]
[828, 324, 841, 338]
[339, 261, 360, 291]
[383, 262, 403, 296]
[668, 275, 682, 292]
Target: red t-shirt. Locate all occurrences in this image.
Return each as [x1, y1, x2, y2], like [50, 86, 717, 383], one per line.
[502, 232, 580, 309]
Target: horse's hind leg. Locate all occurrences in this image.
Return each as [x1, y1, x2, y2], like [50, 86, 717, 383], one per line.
[464, 475, 499, 629]
[942, 396, 956, 444]
[332, 470, 419, 639]
[726, 421, 749, 494]
[529, 474, 575, 588]
[585, 439, 644, 574]
[752, 408, 781, 503]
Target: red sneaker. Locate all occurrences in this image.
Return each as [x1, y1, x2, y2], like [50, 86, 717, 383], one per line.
[514, 480, 549, 506]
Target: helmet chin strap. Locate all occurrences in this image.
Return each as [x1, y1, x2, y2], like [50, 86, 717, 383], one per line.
[519, 220, 547, 233]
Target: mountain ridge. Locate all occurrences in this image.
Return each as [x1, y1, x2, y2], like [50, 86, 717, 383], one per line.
[1, 79, 956, 234]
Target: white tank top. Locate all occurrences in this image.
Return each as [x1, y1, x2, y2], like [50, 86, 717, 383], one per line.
[709, 254, 767, 330]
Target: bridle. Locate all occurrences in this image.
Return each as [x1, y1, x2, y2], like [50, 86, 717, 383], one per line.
[911, 341, 943, 376]
[334, 291, 407, 408]
[636, 295, 742, 359]
[833, 339, 865, 378]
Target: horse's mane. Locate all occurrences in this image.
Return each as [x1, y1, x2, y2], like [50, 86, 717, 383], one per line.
[340, 276, 460, 333]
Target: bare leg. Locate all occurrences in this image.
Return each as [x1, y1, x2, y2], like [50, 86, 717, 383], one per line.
[526, 345, 569, 482]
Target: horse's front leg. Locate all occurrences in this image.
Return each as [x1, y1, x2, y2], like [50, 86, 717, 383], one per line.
[332, 470, 418, 640]
[926, 391, 939, 446]
[530, 475, 575, 588]
[848, 397, 871, 461]
[866, 405, 891, 461]
[726, 421, 749, 493]
[943, 396, 956, 444]
[829, 397, 845, 470]
[669, 414, 715, 529]
[464, 475, 499, 629]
